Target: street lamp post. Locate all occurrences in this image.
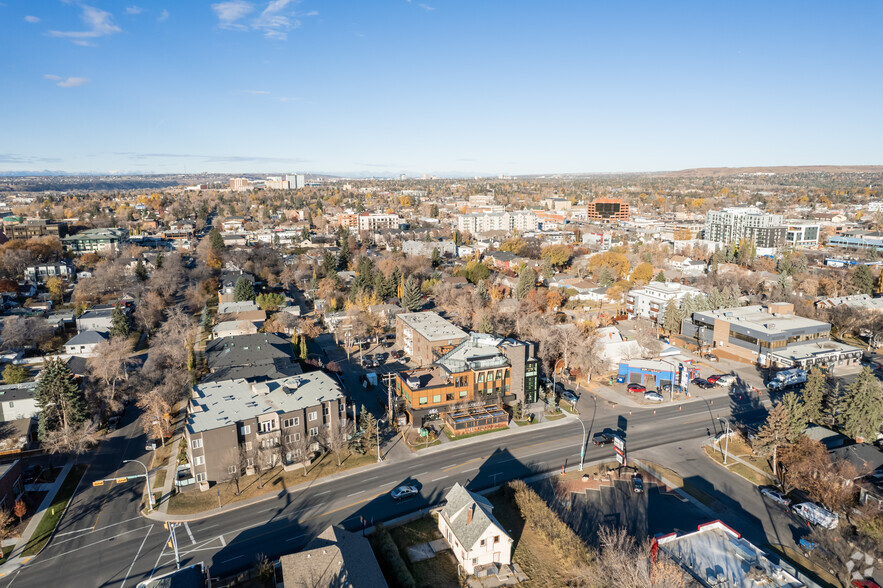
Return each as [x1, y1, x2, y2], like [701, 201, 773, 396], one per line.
[577, 418, 587, 471]
[717, 417, 731, 465]
[124, 459, 154, 510]
[376, 420, 382, 463]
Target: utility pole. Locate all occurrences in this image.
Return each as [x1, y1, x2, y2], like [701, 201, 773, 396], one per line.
[376, 419, 382, 463]
[718, 417, 731, 465]
[165, 522, 181, 569]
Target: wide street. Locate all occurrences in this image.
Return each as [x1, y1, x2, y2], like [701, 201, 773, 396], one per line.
[0, 386, 764, 588]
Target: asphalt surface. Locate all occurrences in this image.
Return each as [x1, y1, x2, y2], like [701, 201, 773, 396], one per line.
[0, 388, 763, 588]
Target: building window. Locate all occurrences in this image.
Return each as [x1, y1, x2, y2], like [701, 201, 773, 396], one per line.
[308, 411, 318, 421]
[194, 456, 204, 466]
[480, 539, 486, 547]
[419, 397, 428, 405]
[240, 425, 251, 436]
[433, 394, 441, 403]
[309, 427, 318, 436]
[310, 442, 319, 452]
[477, 372, 484, 383]
[494, 535, 500, 543]
[460, 390, 467, 398]
[245, 442, 252, 451]
[283, 417, 299, 428]
[496, 370, 502, 381]
[227, 465, 237, 474]
[196, 473, 207, 482]
[246, 458, 254, 467]
[259, 421, 275, 433]
[323, 406, 330, 416]
[446, 393, 454, 401]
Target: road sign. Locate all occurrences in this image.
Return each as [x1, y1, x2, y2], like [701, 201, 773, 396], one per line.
[92, 480, 104, 487]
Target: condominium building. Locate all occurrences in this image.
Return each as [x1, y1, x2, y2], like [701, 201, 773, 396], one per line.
[2, 220, 66, 240]
[230, 177, 251, 190]
[456, 212, 538, 234]
[286, 174, 305, 189]
[626, 282, 702, 323]
[24, 261, 76, 283]
[61, 228, 128, 254]
[704, 207, 786, 252]
[586, 198, 630, 222]
[185, 372, 346, 489]
[394, 332, 538, 427]
[395, 312, 468, 366]
[336, 213, 400, 232]
[681, 302, 862, 369]
[785, 222, 821, 248]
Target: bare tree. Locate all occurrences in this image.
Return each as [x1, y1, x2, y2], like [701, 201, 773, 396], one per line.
[634, 319, 663, 358]
[1, 316, 53, 350]
[323, 420, 351, 467]
[136, 388, 171, 443]
[144, 307, 196, 373]
[282, 431, 313, 476]
[135, 291, 166, 333]
[43, 421, 98, 464]
[595, 526, 690, 588]
[222, 447, 244, 495]
[88, 336, 135, 413]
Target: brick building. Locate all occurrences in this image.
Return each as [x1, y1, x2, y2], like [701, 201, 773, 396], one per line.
[395, 312, 467, 367]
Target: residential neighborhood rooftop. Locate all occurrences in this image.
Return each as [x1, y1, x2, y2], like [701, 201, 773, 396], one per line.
[398, 311, 468, 342]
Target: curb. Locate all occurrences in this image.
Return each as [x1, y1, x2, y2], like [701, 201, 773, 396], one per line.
[20, 463, 88, 559]
[630, 458, 718, 520]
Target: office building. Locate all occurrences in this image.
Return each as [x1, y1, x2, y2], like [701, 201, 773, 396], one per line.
[681, 302, 862, 369]
[395, 312, 468, 366]
[3, 219, 66, 240]
[62, 228, 128, 254]
[586, 198, 630, 222]
[785, 222, 821, 248]
[704, 207, 786, 253]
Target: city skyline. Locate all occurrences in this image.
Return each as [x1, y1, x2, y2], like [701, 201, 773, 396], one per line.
[2, 1, 883, 175]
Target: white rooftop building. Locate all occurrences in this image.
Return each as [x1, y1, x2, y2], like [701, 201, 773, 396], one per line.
[626, 282, 703, 323]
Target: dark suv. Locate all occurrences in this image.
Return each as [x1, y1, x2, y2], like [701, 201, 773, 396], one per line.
[592, 432, 616, 445]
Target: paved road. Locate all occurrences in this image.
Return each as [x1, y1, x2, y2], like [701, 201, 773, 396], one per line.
[1, 393, 760, 588]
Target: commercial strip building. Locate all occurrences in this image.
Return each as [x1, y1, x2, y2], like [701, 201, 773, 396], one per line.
[655, 520, 804, 588]
[681, 302, 862, 369]
[394, 332, 538, 428]
[395, 312, 468, 366]
[626, 282, 702, 323]
[185, 371, 346, 489]
[704, 207, 786, 253]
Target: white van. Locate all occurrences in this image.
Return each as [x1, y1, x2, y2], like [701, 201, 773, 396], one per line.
[793, 502, 838, 529]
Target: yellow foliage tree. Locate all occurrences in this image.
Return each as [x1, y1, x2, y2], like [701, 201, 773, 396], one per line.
[630, 262, 654, 284]
[588, 252, 631, 279]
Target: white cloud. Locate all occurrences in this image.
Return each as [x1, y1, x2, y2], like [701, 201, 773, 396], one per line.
[125, 6, 143, 15]
[242, 89, 270, 95]
[48, 4, 121, 43]
[212, 0, 254, 29]
[24, 15, 40, 23]
[419, 3, 435, 10]
[213, 0, 316, 40]
[43, 74, 90, 88]
[158, 9, 169, 22]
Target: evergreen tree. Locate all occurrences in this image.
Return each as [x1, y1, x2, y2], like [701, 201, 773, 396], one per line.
[477, 314, 493, 334]
[753, 402, 792, 475]
[516, 266, 536, 300]
[662, 299, 684, 334]
[839, 366, 883, 441]
[336, 242, 350, 271]
[401, 276, 422, 311]
[35, 359, 86, 442]
[781, 391, 807, 442]
[322, 251, 337, 276]
[598, 267, 614, 287]
[208, 227, 225, 251]
[431, 248, 441, 268]
[801, 367, 826, 423]
[109, 305, 131, 338]
[430, 203, 439, 218]
[679, 295, 696, 322]
[707, 287, 724, 310]
[453, 229, 463, 246]
[359, 405, 378, 453]
[155, 252, 164, 269]
[851, 264, 875, 295]
[134, 260, 149, 282]
[542, 259, 554, 280]
[475, 280, 490, 305]
[233, 277, 254, 302]
[654, 271, 666, 282]
[353, 256, 376, 292]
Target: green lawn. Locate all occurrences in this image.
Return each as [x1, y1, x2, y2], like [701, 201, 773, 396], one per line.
[22, 465, 87, 556]
[387, 516, 460, 588]
[444, 425, 509, 441]
[0, 545, 13, 564]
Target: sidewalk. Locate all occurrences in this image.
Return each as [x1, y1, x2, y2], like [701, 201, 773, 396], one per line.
[0, 460, 75, 575]
[154, 435, 182, 515]
[704, 440, 777, 484]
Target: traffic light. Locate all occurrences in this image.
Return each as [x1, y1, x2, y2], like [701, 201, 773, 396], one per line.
[92, 480, 104, 487]
[168, 540, 173, 549]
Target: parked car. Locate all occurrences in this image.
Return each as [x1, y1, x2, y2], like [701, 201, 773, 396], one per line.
[632, 474, 644, 493]
[706, 375, 723, 384]
[390, 485, 419, 500]
[692, 378, 714, 389]
[391, 349, 405, 360]
[592, 432, 616, 445]
[703, 354, 719, 362]
[627, 383, 647, 394]
[644, 391, 664, 402]
[562, 390, 579, 405]
[660, 384, 685, 394]
[375, 352, 389, 364]
[760, 486, 792, 508]
[715, 374, 736, 387]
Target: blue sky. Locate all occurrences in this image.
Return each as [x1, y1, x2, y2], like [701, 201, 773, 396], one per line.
[2, 1, 882, 176]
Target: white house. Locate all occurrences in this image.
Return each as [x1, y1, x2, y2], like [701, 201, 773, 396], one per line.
[438, 483, 513, 576]
[64, 330, 108, 357]
[0, 382, 38, 422]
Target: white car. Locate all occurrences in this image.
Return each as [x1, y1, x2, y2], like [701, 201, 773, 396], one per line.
[760, 486, 791, 508]
[715, 374, 736, 387]
[390, 485, 418, 501]
[644, 391, 664, 402]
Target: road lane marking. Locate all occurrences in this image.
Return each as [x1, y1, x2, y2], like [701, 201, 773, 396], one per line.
[184, 522, 195, 545]
[347, 490, 364, 497]
[34, 527, 147, 564]
[220, 555, 244, 564]
[285, 533, 308, 542]
[431, 476, 448, 482]
[201, 524, 218, 531]
[56, 527, 94, 537]
[363, 476, 377, 481]
[120, 524, 153, 588]
[442, 457, 484, 472]
[302, 491, 388, 523]
[219, 535, 226, 547]
[413, 472, 429, 477]
[315, 490, 330, 495]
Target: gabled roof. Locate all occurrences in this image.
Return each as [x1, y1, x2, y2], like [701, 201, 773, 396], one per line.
[279, 525, 387, 588]
[440, 483, 507, 550]
[829, 444, 883, 477]
[65, 330, 108, 346]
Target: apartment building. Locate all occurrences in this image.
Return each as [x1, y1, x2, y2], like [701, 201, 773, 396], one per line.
[24, 262, 76, 283]
[704, 207, 786, 253]
[681, 302, 862, 368]
[185, 372, 346, 489]
[785, 222, 821, 248]
[61, 228, 128, 254]
[3, 220, 66, 240]
[626, 282, 702, 322]
[542, 197, 572, 211]
[394, 332, 538, 426]
[230, 177, 251, 190]
[586, 198, 629, 222]
[336, 213, 401, 232]
[395, 312, 467, 366]
[456, 212, 538, 234]
[286, 174, 305, 189]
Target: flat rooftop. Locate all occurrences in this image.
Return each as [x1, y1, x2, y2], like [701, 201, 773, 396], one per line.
[695, 305, 827, 335]
[188, 371, 343, 433]
[770, 340, 861, 362]
[398, 312, 467, 342]
[657, 521, 803, 588]
[436, 333, 509, 374]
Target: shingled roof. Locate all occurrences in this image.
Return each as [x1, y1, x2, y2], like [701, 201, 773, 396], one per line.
[440, 483, 507, 551]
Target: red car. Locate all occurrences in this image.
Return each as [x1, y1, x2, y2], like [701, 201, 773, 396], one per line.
[707, 375, 722, 384]
[627, 383, 646, 394]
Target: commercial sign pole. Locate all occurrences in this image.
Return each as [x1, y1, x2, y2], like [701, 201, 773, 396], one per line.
[613, 436, 626, 468]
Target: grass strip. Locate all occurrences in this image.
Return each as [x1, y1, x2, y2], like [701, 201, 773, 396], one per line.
[22, 465, 87, 556]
